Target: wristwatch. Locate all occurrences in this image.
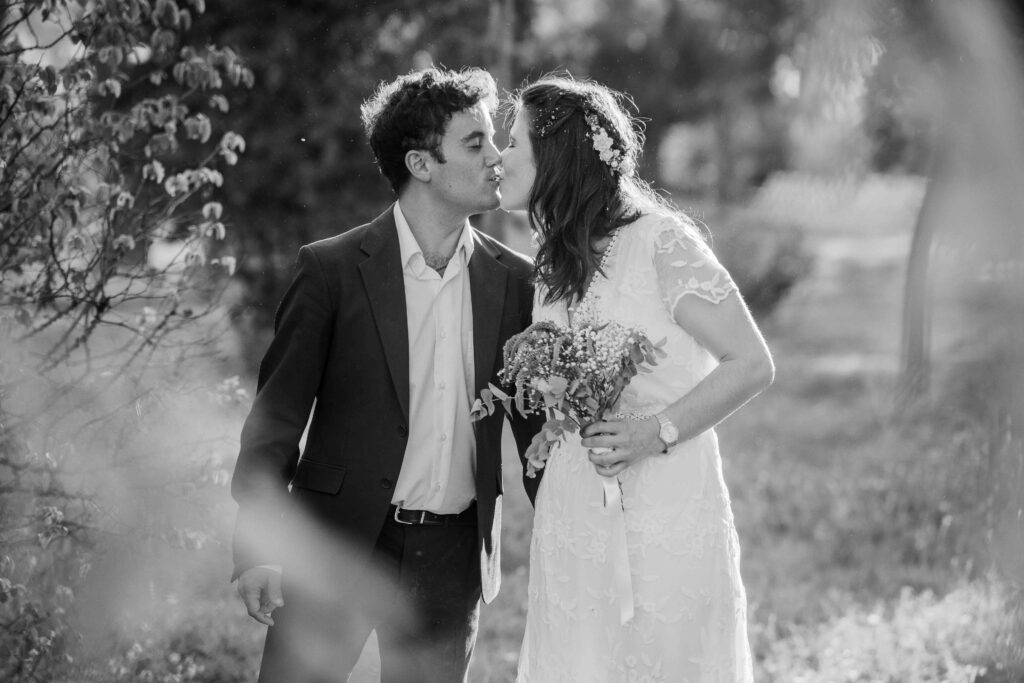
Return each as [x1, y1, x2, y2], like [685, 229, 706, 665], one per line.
[655, 412, 679, 452]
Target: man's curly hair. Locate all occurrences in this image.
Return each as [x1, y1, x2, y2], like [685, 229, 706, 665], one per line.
[360, 67, 498, 195]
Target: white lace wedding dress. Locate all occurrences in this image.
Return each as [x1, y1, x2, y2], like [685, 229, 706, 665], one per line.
[517, 213, 754, 683]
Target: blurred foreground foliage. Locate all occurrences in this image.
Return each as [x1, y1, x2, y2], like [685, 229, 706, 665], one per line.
[1, 0, 252, 679]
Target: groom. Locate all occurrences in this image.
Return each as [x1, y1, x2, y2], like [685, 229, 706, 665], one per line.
[230, 67, 539, 682]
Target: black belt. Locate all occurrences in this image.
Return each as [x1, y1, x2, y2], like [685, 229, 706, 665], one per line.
[389, 501, 476, 526]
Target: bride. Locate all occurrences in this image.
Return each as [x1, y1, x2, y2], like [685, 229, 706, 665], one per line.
[498, 75, 774, 682]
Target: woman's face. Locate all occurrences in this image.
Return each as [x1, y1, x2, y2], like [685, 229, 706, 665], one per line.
[498, 110, 537, 212]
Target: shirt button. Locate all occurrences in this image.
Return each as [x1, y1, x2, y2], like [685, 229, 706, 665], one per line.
[440, 433, 447, 442]
[438, 381, 446, 390]
[440, 330, 448, 339]
[380, 478, 393, 490]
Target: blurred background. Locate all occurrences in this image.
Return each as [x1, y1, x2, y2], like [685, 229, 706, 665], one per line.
[2, 0, 1023, 680]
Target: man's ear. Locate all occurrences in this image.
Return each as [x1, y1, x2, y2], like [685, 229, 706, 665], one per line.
[405, 150, 431, 183]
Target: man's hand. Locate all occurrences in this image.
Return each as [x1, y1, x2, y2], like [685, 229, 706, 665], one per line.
[236, 566, 284, 626]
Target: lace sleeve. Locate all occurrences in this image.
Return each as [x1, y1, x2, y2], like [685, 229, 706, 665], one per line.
[652, 220, 737, 312]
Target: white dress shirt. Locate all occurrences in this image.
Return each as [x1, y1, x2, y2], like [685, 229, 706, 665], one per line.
[391, 202, 477, 514]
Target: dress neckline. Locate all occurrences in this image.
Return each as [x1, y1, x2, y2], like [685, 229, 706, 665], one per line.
[567, 227, 623, 326]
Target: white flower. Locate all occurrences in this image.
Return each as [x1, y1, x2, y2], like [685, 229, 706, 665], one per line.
[593, 129, 614, 153]
[585, 113, 634, 177]
[213, 255, 237, 275]
[143, 160, 165, 184]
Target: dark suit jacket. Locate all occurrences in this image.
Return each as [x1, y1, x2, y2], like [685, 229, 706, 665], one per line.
[230, 206, 539, 604]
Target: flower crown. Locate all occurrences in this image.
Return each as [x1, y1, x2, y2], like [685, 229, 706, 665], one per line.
[584, 113, 635, 177]
[534, 105, 635, 177]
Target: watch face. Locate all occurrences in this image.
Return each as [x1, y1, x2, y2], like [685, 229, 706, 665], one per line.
[661, 423, 679, 443]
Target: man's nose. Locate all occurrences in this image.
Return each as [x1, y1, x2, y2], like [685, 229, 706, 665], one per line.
[484, 140, 501, 167]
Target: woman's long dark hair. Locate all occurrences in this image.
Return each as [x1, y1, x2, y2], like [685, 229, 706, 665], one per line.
[511, 75, 698, 305]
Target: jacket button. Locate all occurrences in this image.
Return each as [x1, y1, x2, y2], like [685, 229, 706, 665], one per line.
[396, 425, 408, 438]
[380, 478, 393, 490]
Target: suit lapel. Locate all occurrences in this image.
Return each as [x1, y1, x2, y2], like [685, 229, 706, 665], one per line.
[469, 233, 508, 603]
[468, 233, 508, 396]
[358, 209, 410, 422]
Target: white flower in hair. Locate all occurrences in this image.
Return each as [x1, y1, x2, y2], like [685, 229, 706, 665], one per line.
[592, 128, 614, 155]
[585, 113, 633, 177]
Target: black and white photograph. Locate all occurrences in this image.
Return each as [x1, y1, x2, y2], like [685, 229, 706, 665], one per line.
[2, 1, 1023, 681]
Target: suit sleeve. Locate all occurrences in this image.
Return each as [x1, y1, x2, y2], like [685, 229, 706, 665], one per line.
[507, 272, 544, 505]
[230, 245, 334, 578]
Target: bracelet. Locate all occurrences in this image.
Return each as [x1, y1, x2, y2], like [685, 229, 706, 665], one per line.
[612, 412, 667, 454]
[613, 411, 651, 421]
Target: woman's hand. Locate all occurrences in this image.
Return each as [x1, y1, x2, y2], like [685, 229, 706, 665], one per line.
[581, 416, 663, 477]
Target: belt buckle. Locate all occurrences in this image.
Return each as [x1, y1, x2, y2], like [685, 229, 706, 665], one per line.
[393, 505, 411, 525]
[393, 506, 429, 525]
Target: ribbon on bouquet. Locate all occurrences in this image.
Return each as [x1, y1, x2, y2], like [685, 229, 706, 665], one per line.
[598, 464, 634, 625]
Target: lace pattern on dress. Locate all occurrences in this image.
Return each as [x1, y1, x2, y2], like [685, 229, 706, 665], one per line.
[653, 221, 737, 312]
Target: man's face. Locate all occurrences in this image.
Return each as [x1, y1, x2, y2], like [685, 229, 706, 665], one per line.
[426, 102, 502, 215]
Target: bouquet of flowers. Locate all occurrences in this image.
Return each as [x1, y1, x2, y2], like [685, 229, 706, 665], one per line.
[471, 319, 664, 476]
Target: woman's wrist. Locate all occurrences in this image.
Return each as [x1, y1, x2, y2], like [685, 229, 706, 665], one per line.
[641, 415, 664, 452]
[616, 412, 667, 453]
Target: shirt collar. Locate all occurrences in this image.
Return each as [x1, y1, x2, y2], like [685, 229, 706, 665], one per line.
[394, 201, 476, 270]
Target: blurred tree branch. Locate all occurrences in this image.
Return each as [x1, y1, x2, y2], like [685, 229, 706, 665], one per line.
[1, 1, 253, 679]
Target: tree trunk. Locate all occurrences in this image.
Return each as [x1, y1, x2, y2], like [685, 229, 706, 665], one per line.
[712, 94, 736, 205]
[897, 149, 942, 405]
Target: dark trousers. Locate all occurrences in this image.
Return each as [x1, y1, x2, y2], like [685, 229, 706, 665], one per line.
[258, 510, 482, 683]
